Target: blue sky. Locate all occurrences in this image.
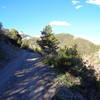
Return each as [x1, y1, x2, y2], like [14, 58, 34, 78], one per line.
[0, 0, 100, 44]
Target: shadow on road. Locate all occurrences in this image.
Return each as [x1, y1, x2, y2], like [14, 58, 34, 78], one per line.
[0, 53, 57, 100]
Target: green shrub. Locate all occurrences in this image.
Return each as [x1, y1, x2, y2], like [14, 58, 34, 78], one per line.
[44, 45, 83, 76]
[7, 29, 22, 47]
[34, 48, 42, 56]
[44, 55, 57, 66]
[56, 45, 82, 72]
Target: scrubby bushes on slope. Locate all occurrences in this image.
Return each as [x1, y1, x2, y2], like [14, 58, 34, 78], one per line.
[44, 45, 83, 74]
[44, 44, 100, 100]
[6, 29, 22, 48]
[0, 23, 22, 67]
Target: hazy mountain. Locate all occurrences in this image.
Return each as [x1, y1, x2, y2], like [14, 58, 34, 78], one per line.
[18, 31, 32, 40]
[22, 33, 100, 55]
[55, 33, 100, 55]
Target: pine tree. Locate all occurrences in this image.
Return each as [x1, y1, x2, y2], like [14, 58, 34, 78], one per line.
[37, 25, 59, 55]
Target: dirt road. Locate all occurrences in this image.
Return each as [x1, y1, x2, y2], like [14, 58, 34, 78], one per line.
[0, 51, 56, 100]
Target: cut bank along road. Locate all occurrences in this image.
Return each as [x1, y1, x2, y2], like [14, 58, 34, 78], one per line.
[0, 51, 57, 100]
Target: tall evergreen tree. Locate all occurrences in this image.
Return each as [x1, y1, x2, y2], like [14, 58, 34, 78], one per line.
[37, 25, 59, 55]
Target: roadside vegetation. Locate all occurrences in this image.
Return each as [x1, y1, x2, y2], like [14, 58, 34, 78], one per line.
[37, 25, 100, 100]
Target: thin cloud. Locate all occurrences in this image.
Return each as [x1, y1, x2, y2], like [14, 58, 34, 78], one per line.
[71, 0, 83, 9]
[75, 5, 83, 9]
[86, 0, 100, 5]
[49, 21, 71, 26]
[72, 0, 80, 5]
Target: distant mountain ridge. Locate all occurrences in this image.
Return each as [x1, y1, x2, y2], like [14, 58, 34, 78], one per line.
[21, 33, 100, 55]
[55, 33, 100, 55]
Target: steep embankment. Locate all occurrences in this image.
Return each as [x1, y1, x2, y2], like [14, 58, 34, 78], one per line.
[0, 40, 21, 66]
[0, 29, 22, 68]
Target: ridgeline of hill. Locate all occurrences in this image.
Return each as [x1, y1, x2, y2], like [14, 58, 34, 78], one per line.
[55, 33, 100, 55]
[22, 33, 100, 55]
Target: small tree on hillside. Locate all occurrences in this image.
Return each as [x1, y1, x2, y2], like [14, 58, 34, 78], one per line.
[37, 25, 59, 55]
[0, 23, 3, 34]
[7, 29, 22, 47]
[0, 22, 2, 30]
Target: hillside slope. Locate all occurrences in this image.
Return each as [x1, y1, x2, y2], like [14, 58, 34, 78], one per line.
[55, 33, 100, 55]
[0, 28, 22, 68]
